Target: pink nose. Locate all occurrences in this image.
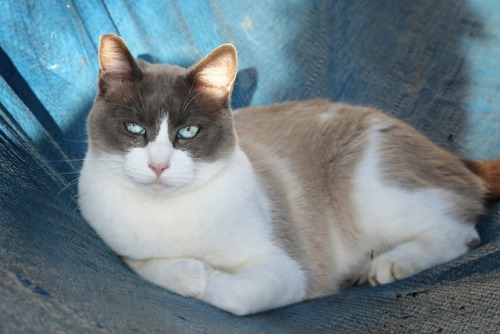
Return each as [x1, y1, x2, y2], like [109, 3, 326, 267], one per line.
[149, 162, 169, 177]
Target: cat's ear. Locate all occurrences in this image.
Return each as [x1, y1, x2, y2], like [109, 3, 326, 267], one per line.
[98, 34, 142, 92]
[189, 44, 238, 100]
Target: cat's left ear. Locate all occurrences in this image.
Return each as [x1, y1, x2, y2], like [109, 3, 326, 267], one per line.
[189, 44, 238, 100]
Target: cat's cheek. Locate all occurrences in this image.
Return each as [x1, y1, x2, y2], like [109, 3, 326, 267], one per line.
[122, 145, 214, 194]
[159, 149, 196, 187]
[123, 148, 157, 185]
[192, 159, 230, 186]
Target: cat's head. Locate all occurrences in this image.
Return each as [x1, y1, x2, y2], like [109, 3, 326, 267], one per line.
[86, 34, 238, 194]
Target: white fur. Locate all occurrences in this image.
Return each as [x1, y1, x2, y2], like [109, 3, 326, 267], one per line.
[123, 118, 198, 193]
[346, 123, 479, 285]
[79, 137, 307, 315]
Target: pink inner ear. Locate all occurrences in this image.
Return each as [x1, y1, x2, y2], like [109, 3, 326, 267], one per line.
[101, 54, 132, 75]
[99, 36, 135, 80]
[100, 54, 133, 80]
[190, 44, 237, 98]
[197, 65, 232, 89]
[194, 65, 235, 99]
[194, 83, 230, 99]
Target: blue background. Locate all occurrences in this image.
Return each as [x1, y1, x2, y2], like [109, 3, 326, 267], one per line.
[1, 1, 499, 332]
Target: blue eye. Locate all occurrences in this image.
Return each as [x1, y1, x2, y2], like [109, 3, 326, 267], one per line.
[177, 125, 200, 139]
[125, 121, 145, 135]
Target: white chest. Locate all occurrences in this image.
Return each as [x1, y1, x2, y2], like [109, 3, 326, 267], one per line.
[79, 149, 275, 268]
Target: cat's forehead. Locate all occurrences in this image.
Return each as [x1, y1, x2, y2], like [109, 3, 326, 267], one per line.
[139, 61, 188, 78]
[133, 63, 192, 118]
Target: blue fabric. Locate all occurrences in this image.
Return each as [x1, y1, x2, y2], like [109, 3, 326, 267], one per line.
[1, 1, 499, 332]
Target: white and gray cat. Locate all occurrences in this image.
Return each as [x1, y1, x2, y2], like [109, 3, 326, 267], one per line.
[79, 34, 500, 315]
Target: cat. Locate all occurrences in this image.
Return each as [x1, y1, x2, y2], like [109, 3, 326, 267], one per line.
[78, 33, 500, 316]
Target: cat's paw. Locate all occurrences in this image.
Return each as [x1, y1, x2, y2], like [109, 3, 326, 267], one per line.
[168, 258, 211, 298]
[368, 254, 416, 286]
[202, 271, 253, 316]
[126, 258, 211, 298]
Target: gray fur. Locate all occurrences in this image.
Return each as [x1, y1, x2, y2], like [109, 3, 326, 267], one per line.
[88, 41, 235, 162]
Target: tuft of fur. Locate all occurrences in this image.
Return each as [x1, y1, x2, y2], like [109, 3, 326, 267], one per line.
[463, 159, 500, 202]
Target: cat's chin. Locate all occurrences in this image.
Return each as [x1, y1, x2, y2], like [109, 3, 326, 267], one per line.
[135, 180, 178, 195]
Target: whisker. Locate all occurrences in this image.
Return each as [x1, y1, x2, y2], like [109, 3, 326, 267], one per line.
[83, 158, 124, 162]
[58, 171, 82, 175]
[183, 90, 206, 113]
[58, 155, 130, 220]
[107, 102, 140, 113]
[181, 79, 197, 112]
[65, 166, 125, 198]
[50, 158, 86, 163]
[185, 116, 223, 127]
[57, 176, 81, 198]
[134, 85, 146, 113]
[60, 139, 92, 143]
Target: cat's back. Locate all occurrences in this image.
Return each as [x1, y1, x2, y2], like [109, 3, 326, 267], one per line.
[233, 100, 380, 294]
[233, 99, 483, 218]
[233, 99, 375, 162]
[233, 100, 378, 197]
[232, 99, 485, 296]
[233, 99, 378, 222]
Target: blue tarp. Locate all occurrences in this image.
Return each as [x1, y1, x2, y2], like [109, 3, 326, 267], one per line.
[1, 1, 499, 332]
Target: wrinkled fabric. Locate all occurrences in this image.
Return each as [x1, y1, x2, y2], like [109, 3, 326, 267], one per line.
[1, 1, 499, 333]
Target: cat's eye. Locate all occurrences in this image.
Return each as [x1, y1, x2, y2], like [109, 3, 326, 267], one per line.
[177, 125, 200, 140]
[125, 121, 145, 135]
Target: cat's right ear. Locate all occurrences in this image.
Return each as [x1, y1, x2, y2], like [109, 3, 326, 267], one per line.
[98, 34, 142, 93]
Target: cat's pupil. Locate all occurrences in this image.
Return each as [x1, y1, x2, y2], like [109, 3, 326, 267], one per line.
[177, 125, 200, 139]
[125, 121, 145, 135]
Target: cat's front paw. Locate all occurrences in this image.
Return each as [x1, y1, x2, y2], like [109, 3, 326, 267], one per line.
[368, 254, 416, 286]
[202, 271, 256, 316]
[126, 258, 211, 298]
[168, 258, 211, 298]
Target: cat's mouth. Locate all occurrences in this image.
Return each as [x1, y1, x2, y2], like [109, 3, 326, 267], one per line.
[134, 178, 173, 193]
[145, 179, 172, 192]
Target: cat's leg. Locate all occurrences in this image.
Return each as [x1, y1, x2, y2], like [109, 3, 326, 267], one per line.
[126, 253, 307, 315]
[368, 223, 479, 286]
[125, 257, 211, 298]
[201, 253, 307, 315]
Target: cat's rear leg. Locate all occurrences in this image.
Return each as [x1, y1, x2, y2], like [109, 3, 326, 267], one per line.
[368, 223, 479, 286]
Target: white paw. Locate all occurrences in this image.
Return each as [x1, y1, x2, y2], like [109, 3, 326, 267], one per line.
[202, 271, 255, 316]
[167, 258, 210, 298]
[126, 258, 211, 298]
[368, 254, 416, 286]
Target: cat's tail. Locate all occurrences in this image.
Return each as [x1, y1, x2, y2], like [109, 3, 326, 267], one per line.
[463, 159, 500, 202]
